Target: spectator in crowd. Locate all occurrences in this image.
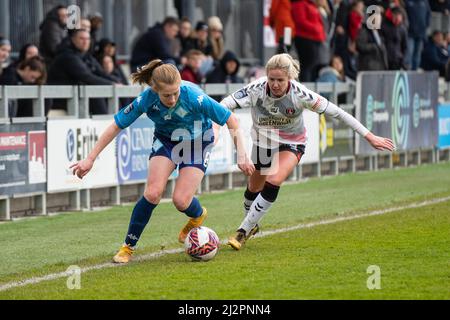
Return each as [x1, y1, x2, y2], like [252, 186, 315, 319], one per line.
[429, 0, 450, 14]
[421, 30, 449, 77]
[178, 17, 193, 57]
[47, 29, 118, 115]
[333, 0, 355, 79]
[317, 55, 346, 82]
[130, 16, 180, 72]
[81, 18, 92, 33]
[316, 0, 333, 77]
[348, 0, 364, 49]
[292, 0, 327, 82]
[380, 5, 408, 70]
[185, 21, 213, 56]
[9, 44, 40, 69]
[0, 37, 12, 76]
[404, 0, 431, 70]
[180, 49, 205, 84]
[39, 5, 68, 67]
[269, 0, 296, 54]
[95, 38, 129, 85]
[206, 50, 244, 101]
[89, 12, 104, 53]
[317, 55, 348, 103]
[0, 57, 46, 117]
[356, 21, 389, 71]
[208, 16, 225, 61]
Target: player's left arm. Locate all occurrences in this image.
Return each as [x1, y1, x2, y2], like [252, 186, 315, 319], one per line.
[302, 87, 395, 152]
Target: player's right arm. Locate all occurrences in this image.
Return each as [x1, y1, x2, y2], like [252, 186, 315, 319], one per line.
[70, 89, 151, 179]
[70, 122, 121, 179]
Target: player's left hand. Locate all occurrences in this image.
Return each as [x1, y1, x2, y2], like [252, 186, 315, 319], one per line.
[365, 132, 395, 151]
[237, 156, 255, 176]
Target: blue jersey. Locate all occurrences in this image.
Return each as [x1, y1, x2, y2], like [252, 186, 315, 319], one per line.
[114, 81, 231, 140]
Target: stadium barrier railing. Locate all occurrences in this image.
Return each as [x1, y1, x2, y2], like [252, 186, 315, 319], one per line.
[0, 82, 448, 220]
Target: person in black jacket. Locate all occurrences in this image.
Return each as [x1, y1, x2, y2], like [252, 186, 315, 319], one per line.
[0, 57, 46, 117]
[39, 5, 68, 67]
[356, 24, 389, 71]
[130, 17, 180, 72]
[380, 6, 408, 70]
[47, 29, 119, 115]
[205, 50, 244, 101]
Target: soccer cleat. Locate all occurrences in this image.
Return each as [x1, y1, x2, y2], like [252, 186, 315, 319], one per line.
[228, 229, 247, 250]
[178, 207, 208, 243]
[245, 224, 260, 240]
[112, 244, 135, 264]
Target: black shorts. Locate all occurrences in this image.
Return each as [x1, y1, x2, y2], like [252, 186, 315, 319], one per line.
[251, 144, 305, 171]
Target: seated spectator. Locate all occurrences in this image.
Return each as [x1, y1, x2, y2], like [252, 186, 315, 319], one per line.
[95, 38, 129, 85]
[421, 30, 449, 77]
[11, 44, 40, 68]
[206, 50, 243, 84]
[130, 16, 180, 72]
[0, 57, 46, 117]
[208, 16, 225, 61]
[317, 55, 349, 103]
[206, 50, 244, 101]
[47, 29, 118, 115]
[178, 17, 193, 58]
[180, 49, 205, 84]
[0, 37, 12, 76]
[317, 55, 345, 83]
[39, 5, 68, 67]
[184, 21, 213, 57]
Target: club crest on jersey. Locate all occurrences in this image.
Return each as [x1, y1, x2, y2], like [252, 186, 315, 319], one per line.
[124, 103, 134, 114]
[233, 88, 248, 99]
[285, 108, 295, 115]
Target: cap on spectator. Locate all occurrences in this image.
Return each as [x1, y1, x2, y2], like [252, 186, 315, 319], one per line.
[195, 21, 208, 31]
[208, 16, 223, 32]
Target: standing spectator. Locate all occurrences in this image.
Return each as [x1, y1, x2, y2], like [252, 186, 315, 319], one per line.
[404, 0, 431, 70]
[47, 29, 117, 115]
[269, 0, 296, 53]
[0, 57, 47, 117]
[130, 17, 180, 72]
[208, 16, 225, 61]
[292, 0, 326, 81]
[356, 22, 389, 71]
[316, 0, 333, 75]
[421, 31, 449, 77]
[380, 6, 408, 70]
[180, 49, 205, 84]
[185, 21, 213, 56]
[89, 12, 104, 53]
[0, 37, 12, 76]
[39, 5, 68, 67]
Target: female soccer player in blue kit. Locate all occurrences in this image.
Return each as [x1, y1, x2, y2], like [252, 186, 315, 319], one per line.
[70, 60, 255, 263]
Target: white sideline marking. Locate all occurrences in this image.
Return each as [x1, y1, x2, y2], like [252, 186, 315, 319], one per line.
[0, 196, 449, 293]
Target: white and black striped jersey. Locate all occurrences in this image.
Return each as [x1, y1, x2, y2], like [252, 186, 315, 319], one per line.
[221, 76, 369, 148]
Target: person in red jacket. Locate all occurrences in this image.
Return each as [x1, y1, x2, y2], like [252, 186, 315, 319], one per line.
[180, 49, 205, 84]
[269, 0, 296, 53]
[291, 0, 326, 81]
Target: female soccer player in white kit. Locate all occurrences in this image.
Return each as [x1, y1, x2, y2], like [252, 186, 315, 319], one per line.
[220, 53, 395, 250]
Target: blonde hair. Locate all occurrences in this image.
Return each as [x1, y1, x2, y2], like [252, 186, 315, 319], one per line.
[130, 59, 181, 90]
[265, 54, 301, 80]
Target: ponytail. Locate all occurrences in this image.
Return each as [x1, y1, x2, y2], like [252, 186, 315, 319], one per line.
[130, 60, 181, 90]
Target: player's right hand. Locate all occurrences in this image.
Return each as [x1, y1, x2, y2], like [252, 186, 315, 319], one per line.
[69, 158, 94, 179]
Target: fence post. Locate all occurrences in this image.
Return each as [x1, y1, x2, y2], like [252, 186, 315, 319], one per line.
[0, 197, 11, 221]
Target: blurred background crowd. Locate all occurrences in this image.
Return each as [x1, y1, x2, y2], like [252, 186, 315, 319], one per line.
[1, 0, 450, 116]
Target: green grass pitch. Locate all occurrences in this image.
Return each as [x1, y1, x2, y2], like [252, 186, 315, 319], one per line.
[0, 162, 449, 299]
